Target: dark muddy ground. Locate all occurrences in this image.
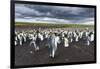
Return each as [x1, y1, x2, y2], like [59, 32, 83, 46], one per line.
[15, 39, 95, 66]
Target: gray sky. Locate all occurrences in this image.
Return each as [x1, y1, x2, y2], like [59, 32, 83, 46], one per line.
[15, 3, 95, 25]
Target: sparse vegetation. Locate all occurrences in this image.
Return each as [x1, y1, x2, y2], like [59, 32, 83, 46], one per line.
[15, 22, 94, 28]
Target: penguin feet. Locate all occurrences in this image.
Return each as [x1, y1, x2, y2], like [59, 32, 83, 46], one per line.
[35, 47, 39, 51]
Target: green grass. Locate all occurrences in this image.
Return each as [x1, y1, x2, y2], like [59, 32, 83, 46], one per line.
[15, 22, 94, 28]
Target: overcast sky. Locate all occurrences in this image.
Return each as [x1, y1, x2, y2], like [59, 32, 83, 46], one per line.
[15, 3, 95, 25]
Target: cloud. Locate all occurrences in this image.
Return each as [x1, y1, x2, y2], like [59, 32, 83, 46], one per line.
[15, 3, 95, 24]
[15, 17, 70, 24]
[15, 4, 45, 17]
